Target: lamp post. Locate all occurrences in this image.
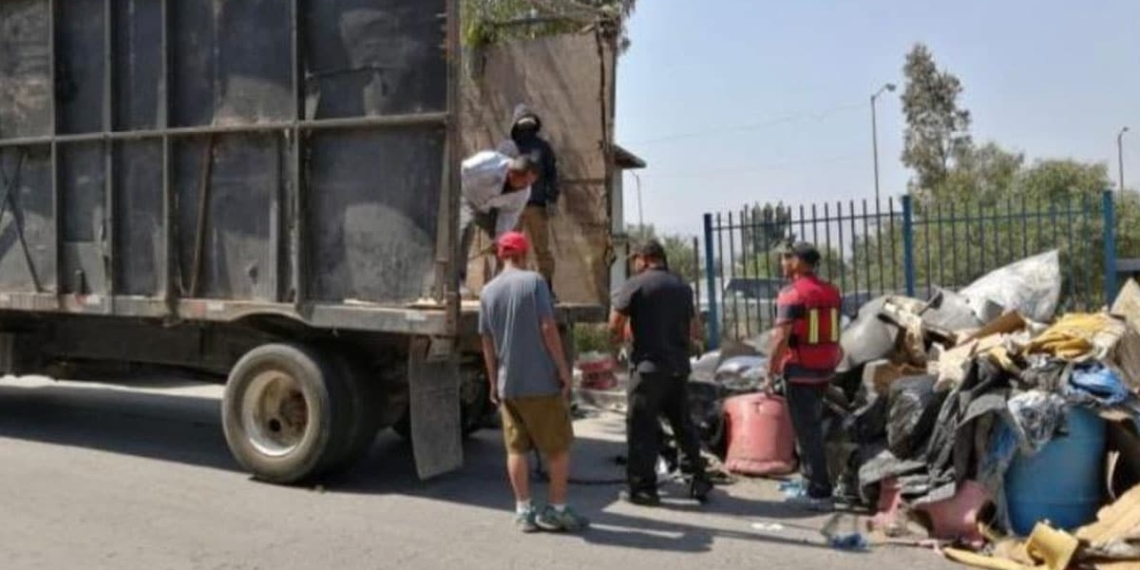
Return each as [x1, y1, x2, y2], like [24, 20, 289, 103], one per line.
[1119, 127, 1130, 193]
[871, 82, 897, 203]
[631, 171, 645, 240]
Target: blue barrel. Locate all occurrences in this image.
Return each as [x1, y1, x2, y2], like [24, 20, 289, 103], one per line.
[1005, 406, 1105, 536]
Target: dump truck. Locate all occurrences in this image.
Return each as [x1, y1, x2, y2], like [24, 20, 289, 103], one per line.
[0, 0, 621, 483]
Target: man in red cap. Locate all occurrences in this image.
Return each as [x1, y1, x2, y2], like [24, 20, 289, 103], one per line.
[478, 231, 588, 533]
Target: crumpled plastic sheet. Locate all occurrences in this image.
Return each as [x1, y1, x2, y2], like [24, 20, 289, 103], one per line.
[959, 250, 1062, 323]
[1018, 354, 1073, 392]
[905, 360, 1017, 508]
[690, 350, 722, 383]
[837, 296, 900, 373]
[1066, 364, 1131, 408]
[976, 390, 1067, 532]
[922, 288, 984, 332]
[857, 448, 926, 496]
[886, 375, 945, 461]
[714, 356, 767, 391]
[1008, 391, 1068, 454]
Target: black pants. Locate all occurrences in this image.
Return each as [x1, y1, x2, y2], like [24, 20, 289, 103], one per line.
[785, 381, 832, 499]
[626, 370, 706, 493]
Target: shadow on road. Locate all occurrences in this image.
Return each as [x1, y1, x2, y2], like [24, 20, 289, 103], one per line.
[0, 382, 237, 472]
[0, 380, 858, 555]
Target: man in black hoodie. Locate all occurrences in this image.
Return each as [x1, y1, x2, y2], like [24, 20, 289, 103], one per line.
[506, 104, 560, 294]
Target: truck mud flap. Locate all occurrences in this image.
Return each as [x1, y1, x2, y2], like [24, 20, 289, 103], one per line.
[407, 337, 464, 479]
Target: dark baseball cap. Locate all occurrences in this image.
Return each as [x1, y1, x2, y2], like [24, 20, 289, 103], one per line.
[784, 241, 821, 265]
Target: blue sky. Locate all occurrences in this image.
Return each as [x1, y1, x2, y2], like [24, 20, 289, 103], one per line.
[615, 0, 1140, 236]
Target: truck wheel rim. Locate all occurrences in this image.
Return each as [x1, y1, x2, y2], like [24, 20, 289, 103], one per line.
[242, 369, 309, 457]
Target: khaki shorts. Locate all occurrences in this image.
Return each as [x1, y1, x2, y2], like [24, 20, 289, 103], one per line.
[500, 395, 574, 456]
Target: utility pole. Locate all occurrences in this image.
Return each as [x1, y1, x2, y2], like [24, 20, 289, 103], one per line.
[871, 83, 896, 204]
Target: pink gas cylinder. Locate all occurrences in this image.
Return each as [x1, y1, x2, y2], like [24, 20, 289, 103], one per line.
[723, 393, 797, 476]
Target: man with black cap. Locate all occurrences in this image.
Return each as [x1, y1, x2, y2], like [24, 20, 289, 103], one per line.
[609, 240, 712, 506]
[504, 104, 560, 292]
[765, 242, 843, 512]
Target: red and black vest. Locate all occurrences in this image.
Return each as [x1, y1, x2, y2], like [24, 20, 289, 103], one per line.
[775, 275, 842, 381]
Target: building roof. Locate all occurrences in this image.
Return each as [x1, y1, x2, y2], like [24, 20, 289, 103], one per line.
[613, 144, 646, 170]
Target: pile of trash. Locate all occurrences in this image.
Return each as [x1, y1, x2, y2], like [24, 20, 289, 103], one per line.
[691, 251, 1140, 568]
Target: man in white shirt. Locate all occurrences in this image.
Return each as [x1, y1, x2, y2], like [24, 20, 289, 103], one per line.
[459, 150, 539, 293]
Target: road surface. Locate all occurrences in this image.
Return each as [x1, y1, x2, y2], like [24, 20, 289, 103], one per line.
[0, 375, 958, 570]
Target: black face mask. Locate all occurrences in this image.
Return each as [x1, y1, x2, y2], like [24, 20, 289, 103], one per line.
[514, 124, 538, 139]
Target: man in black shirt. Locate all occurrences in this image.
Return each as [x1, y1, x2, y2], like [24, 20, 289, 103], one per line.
[609, 241, 712, 506]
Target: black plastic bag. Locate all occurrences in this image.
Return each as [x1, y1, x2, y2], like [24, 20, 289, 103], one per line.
[886, 375, 946, 460]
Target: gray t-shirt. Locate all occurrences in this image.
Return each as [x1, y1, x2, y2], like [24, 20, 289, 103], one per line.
[478, 268, 560, 399]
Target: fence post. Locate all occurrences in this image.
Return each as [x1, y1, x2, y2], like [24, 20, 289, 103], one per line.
[703, 214, 720, 350]
[1103, 190, 1117, 307]
[901, 195, 917, 297]
[692, 236, 701, 310]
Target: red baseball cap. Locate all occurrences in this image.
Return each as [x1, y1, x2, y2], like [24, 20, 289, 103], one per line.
[497, 231, 529, 258]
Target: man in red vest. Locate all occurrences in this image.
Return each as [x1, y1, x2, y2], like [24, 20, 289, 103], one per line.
[764, 242, 843, 512]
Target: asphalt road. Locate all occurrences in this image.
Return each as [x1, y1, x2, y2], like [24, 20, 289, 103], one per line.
[0, 375, 959, 570]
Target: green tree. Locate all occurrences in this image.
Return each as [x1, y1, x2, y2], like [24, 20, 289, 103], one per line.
[740, 202, 794, 256]
[901, 43, 973, 195]
[463, 0, 636, 50]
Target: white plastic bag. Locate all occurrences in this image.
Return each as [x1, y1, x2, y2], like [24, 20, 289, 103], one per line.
[959, 250, 1061, 323]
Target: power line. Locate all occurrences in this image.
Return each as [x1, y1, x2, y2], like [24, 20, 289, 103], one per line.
[635, 153, 864, 179]
[627, 102, 864, 146]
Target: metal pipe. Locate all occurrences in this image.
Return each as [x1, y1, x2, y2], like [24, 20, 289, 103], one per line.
[0, 112, 451, 148]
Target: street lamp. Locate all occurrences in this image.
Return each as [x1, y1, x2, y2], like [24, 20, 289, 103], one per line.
[871, 82, 896, 204]
[1119, 127, 1130, 193]
[631, 171, 645, 239]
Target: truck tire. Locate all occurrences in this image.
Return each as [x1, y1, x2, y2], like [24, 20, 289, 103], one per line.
[222, 343, 352, 484]
[320, 351, 384, 476]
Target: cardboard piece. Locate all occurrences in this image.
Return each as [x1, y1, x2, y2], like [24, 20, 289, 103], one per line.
[1109, 325, 1140, 390]
[1025, 523, 1080, 570]
[937, 340, 978, 388]
[863, 359, 927, 396]
[943, 548, 1036, 570]
[1111, 279, 1140, 332]
[958, 312, 1029, 346]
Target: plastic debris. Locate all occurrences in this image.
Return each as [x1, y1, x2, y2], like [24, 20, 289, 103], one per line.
[828, 533, 869, 551]
[959, 250, 1062, 323]
[779, 479, 809, 499]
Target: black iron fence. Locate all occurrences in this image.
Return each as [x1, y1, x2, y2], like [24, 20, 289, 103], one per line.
[700, 191, 1119, 347]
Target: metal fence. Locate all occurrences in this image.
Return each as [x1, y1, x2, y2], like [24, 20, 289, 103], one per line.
[700, 190, 1118, 348]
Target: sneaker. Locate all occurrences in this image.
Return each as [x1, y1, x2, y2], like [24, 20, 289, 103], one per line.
[515, 508, 539, 533]
[620, 488, 662, 507]
[535, 505, 590, 532]
[786, 495, 835, 512]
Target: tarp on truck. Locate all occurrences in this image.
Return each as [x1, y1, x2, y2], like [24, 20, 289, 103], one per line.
[460, 32, 616, 307]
